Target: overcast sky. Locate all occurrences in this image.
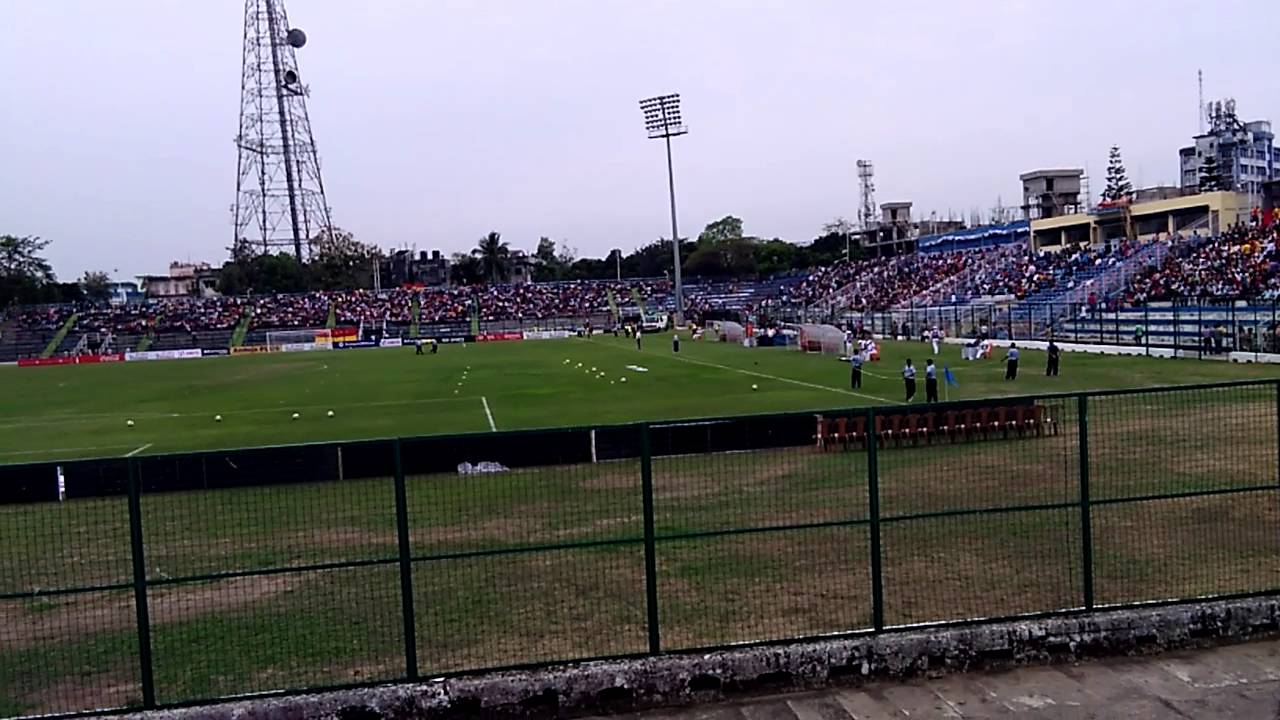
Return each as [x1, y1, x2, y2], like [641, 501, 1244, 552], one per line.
[2, 0, 1277, 281]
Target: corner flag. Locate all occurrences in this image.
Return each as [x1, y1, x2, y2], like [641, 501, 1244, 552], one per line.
[943, 366, 958, 387]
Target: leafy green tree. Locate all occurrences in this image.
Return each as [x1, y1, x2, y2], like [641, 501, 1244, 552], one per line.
[532, 236, 561, 281]
[80, 270, 112, 303]
[697, 216, 744, 245]
[1102, 145, 1133, 202]
[450, 252, 483, 285]
[473, 231, 510, 283]
[308, 227, 383, 290]
[0, 234, 61, 306]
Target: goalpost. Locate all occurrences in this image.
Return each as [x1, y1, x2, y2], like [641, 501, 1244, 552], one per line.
[265, 328, 334, 353]
[796, 323, 845, 355]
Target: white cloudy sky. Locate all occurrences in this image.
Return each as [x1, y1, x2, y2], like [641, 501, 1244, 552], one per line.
[2, 0, 1277, 280]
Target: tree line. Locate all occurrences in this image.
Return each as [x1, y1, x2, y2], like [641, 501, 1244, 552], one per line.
[454, 215, 861, 285]
[2, 215, 856, 307]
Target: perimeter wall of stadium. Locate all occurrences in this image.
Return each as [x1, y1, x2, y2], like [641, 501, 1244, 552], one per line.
[3, 379, 1278, 718]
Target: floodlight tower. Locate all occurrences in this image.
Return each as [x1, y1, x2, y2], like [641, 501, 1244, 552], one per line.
[233, 0, 334, 262]
[639, 94, 688, 327]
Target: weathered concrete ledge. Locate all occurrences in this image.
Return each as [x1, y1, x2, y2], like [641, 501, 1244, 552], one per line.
[116, 596, 1280, 720]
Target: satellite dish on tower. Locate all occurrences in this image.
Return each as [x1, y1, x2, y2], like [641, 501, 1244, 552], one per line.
[286, 28, 307, 48]
[283, 69, 298, 85]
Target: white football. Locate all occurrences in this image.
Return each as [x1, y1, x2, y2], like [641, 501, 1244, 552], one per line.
[126, 419, 135, 427]
[620, 377, 628, 383]
[214, 415, 222, 422]
[291, 412, 300, 420]
[752, 384, 759, 391]
[327, 410, 335, 418]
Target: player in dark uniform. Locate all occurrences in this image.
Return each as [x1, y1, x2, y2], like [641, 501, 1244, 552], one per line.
[1046, 340, 1060, 376]
[925, 359, 938, 402]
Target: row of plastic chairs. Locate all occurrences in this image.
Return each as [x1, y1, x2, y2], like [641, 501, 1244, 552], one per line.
[815, 405, 1056, 450]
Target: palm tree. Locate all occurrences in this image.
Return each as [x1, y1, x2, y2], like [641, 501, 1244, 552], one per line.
[473, 231, 510, 283]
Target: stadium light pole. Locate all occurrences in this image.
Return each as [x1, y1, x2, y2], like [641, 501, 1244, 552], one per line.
[639, 94, 688, 327]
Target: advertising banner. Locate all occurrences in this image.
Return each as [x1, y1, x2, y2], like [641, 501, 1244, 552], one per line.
[18, 353, 125, 368]
[125, 348, 202, 362]
[334, 340, 377, 350]
[476, 331, 523, 343]
[522, 330, 574, 341]
[201, 348, 231, 357]
[280, 342, 330, 353]
[332, 326, 359, 343]
[231, 345, 273, 355]
[379, 338, 404, 348]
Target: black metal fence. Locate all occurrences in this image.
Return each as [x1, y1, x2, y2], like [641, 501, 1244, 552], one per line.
[2, 379, 1278, 718]
[851, 299, 1280, 359]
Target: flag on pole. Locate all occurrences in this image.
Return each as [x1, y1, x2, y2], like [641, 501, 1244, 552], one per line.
[943, 366, 959, 387]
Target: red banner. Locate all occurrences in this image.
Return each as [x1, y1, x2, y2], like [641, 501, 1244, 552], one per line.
[476, 332, 523, 342]
[332, 326, 358, 343]
[18, 353, 124, 368]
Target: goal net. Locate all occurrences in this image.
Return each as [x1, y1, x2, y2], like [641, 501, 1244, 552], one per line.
[796, 323, 844, 354]
[265, 328, 334, 353]
[716, 321, 746, 343]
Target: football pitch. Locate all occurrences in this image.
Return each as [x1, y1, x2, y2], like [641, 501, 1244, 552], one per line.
[1, 334, 1278, 464]
[3, 336, 1280, 716]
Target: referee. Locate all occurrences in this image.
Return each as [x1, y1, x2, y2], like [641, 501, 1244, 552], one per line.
[903, 358, 916, 402]
[850, 350, 863, 389]
[1005, 342, 1020, 380]
[924, 358, 938, 403]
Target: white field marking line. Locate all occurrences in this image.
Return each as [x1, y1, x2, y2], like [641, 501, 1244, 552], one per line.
[0, 395, 469, 431]
[481, 396, 497, 432]
[124, 443, 153, 457]
[0, 444, 138, 458]
[615, 345, 893, 403]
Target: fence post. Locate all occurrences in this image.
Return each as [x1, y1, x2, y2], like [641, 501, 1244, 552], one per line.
[1077, 396, 1094, 611]
[126, 458, 156, 708]
[640, 424, 661, 654]
[866, 408, 885, 632]
[392, 439, 419, 679]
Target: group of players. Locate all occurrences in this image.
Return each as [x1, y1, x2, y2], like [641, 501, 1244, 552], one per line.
[847, 326, 1065, 403]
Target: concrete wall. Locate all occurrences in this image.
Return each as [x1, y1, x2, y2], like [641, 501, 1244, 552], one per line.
[119, 596, 1280, 720]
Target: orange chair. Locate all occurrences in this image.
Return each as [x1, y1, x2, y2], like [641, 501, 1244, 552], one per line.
[992, 406, 1010, 439]
[848, 415, 868, 449]
[814, 415, 831, 450]
[917, 412, 935, 444]
[834, 417, 850, 450]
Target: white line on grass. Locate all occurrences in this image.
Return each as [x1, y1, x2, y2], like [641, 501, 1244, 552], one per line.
[625, 346, 892, 403]
[124, 443, 153, 457]
[481, 396, 497, 432]
[0, 444, 138, 458]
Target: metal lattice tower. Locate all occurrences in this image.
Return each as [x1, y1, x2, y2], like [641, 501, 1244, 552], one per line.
[856, 159, 876, 232]
[233, 0, 333, 262]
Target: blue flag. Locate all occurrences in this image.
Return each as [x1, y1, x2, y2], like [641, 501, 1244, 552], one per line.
[943, 366, 958, 387]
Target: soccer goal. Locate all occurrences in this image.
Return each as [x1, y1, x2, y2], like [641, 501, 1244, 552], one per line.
[795, 323, 845, 354]
[265, 328, 334, 353]
[717, 320, 747, 343]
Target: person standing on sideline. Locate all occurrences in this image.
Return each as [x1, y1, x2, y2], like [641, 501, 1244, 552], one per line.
[635, 327, 643, 350]
[850, 350, 864, 389]
[1005, 342, 1020, 380]
[903, 359, 917, 402]
[415, 338, 424, 355]
[672, 333, 680, 353]
[1046, 340, 1060, 376]
[925, 359, 939, 402]
[930, 326, 941, 355]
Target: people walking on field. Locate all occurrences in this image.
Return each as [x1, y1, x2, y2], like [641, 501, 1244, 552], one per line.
[903, 358, 916, 402]
[635, 327, 642, 350]
[415, 338, 424, 355]
[1046, 340, 1060, 376]
[850, 350, 863, 389]
[924, 359, 938, 403]
[930, 326, 941, 355]
[1004, 342, 1019, 380]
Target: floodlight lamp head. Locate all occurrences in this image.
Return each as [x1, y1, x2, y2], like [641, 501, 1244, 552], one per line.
[638, 93, 688, 139]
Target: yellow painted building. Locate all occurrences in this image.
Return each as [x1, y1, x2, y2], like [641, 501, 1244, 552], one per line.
[1029, 191, 1251, 251]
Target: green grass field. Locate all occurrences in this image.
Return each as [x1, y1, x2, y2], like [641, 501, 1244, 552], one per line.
[2, 334, 1278, 463]
[2, 337, 1280, 717]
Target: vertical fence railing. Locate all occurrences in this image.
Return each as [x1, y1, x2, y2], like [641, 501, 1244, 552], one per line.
[1077, 396, 1094, 611]
[865, 407, 885, 631]
[391, 439, 418, 679]
[126, 458, 156, 709]
[639, 423, 661, 654]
